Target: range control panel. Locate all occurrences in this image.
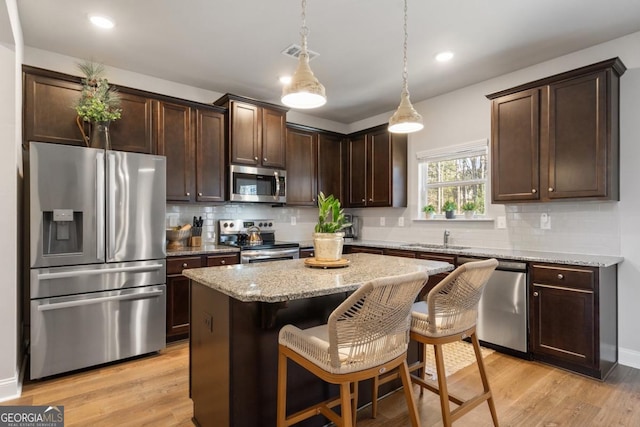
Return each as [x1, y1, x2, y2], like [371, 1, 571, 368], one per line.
[218, 219, 275, 235]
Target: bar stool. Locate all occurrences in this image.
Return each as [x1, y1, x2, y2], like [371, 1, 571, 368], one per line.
[277, 271, 429, 427]
[409, 258, 499, 427]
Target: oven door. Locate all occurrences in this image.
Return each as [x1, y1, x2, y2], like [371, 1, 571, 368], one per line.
[229, 164, 286, 203]
[241, 247, 300, 264]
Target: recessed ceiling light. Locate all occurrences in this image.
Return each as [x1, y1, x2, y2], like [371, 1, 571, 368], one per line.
[89, 15, 115, 29]
[279, 76, 292, 85]
[435, 51, 454, 62]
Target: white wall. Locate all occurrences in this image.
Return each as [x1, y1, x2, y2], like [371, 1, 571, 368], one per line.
[0, 0, 22, 402]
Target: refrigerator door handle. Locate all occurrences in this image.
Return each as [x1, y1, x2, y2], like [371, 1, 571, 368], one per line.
[96, 151, 105, 260]
[37, 289, 164, 312]
[36, 263, 165, 280]
[107, 152, 117, 260]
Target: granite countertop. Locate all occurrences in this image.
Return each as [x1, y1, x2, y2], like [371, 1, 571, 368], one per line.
[342, 240, 623, 267]
[182, 252, 452, 303]
[166, 244, 240, 257]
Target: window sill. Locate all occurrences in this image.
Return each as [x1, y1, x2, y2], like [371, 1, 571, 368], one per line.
[412, 217, 495, 222]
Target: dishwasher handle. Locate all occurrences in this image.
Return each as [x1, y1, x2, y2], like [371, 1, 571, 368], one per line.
[457, 256, 527, 272]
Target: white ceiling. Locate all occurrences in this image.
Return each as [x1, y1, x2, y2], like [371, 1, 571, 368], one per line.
[16, 0, 640, 124]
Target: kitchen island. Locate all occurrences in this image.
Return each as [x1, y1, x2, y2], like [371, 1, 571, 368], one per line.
[183, 253, 453, 427]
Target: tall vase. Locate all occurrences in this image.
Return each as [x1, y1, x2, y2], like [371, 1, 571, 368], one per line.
[90, 121, 111, 150]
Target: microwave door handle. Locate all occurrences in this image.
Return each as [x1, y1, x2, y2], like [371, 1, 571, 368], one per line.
[274, 171, 280, 200]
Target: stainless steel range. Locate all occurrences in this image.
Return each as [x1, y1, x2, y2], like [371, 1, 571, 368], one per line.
[218, 219, 299, 264]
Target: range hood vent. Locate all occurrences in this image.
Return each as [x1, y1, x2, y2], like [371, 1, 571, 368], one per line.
[281, 44, 319, 61]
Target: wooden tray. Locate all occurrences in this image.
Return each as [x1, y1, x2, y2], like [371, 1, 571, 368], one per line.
[304, 258, 350, 269]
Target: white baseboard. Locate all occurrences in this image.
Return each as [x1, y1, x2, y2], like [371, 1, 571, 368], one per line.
[619, 347, 640, 370]
[0, 372, 20, 403]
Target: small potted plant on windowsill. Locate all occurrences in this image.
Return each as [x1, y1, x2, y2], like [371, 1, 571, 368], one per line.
[461, 201, 477, 219]
[422, 204, 436, 219]
[442, 200, 457, 219]
[313, 192, 351, 261]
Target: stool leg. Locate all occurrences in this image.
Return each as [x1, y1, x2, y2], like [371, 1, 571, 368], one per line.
[399, 359, 421, 427]
[434, 344, 452, 427]
[352, 381, 358, 426]
[371, 376, 379, 418]
[277, 349, 288, 427]
[472, 334, 499, 426]
[340, 382, 353, 427]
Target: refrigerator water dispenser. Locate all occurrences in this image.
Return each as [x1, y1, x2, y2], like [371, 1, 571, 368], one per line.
[43, 209, 83, 255]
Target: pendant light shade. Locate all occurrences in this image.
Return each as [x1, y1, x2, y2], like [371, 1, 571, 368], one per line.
[281, 0, 327, 109]
[389, 0, 423, 134]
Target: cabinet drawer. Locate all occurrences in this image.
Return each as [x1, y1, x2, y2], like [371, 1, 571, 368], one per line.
[167, 256, 203, 275]
[206, 253, 240, 267]
[299, 248, 315, 259]
[532, 264, 595, 290]
[383, 249, 417, 258]
[417, 253, 456, 264]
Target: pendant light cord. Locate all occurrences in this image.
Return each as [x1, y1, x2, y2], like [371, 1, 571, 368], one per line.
[300, 0, 309, 57]
[402, 0, 409, 95]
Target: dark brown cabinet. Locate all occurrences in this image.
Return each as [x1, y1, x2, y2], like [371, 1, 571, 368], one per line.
[299, 248, 315, 258]
[109, 92, 154, 153]
[166, 252, 239, 341]
[285, 125, 345, 206]
[345, 124, 407, 208]
[530, 263, 617, 379]
[215, 94, 287, 169]
[155, 101, 226, 203]
[488, 58, 625, 203]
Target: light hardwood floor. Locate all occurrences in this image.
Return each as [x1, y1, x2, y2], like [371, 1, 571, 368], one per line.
[4, 341, 640, 426]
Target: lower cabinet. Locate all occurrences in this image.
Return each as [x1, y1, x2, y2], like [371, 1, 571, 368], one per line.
[166, 252, 239, 341]
[530, 263, 617, 379]
[347, 245, 384, 255]
[299, 248, 315, 258]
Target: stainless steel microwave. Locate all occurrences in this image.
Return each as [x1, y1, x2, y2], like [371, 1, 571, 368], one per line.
[229, 164, 286, 203]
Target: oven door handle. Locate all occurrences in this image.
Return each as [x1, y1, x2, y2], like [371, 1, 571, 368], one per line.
[242, 249, 299, 258]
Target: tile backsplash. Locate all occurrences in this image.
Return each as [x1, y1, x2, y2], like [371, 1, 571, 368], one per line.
[167, 201, 620, 256]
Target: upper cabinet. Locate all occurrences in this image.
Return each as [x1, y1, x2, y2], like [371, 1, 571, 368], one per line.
[487, 58, 626, 203]
[285, 125, 344, 206]
[345, 124, 407, 208]
[23, 66, 155, 154]
[215, 94, 287, 169]
[155, 101, 226, 203]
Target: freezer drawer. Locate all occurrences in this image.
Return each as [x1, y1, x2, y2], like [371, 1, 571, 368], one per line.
[30, 285, 166, 379]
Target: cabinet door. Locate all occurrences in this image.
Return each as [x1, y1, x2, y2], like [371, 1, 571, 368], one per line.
[24, 73, 86, 146]
[531, 283, 595, 367]
[166, 275, 190, 339]
[155, 101, 194, 202]
[317, 133, 343, 202]
[491, 89, 541, 202]
[299, 248, 315, 258]
[367, 128, 392, 207]
[346, 135, 367, 207]
[547, 71, 608, 199]
[230, 101, 260, 165]
[262, 108, 286, 168]
[286, 128, 317, 205]
[196, 108, 225, 202]
[109, 92, 154, 154]
[206, 253, 240, 266]
[417, 253, 456, 299]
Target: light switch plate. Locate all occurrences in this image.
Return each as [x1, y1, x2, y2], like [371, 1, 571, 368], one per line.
[496, 216, 506, 229]
[380, 217, 386, 226]
[291, 216, 296, 226]
[398, 217, 405, 227]
[540, 213, 551, 229]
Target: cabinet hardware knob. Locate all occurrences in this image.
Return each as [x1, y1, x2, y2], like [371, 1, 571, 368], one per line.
[369, 198, 373, 202]
[198, 192, 203, 196]
[186, 192, 190, 196]
[182, 263, 188, 268]
[531, 189, 537, 193]
[312, 198, 316, 202]
[264, 157, 267, 162]
[533, 291, 539, 297]
[310, 252, 314, 257]
[362, 198, 365, 202]
[557, 273, 564, 279]
[254, 156, 258, 161]
[221, 260, 226, 264]
[549, 187, 554, 192]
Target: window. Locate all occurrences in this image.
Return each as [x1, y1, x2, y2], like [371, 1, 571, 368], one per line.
[417, 140, 488, 216]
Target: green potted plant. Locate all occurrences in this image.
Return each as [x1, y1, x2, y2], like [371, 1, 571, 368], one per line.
[313, 192, 351, 261]
[442, 200, 457, 219]
[461, 201, 477, 219]
[422, 204, 436, 219]
[75, 61, 122, 149]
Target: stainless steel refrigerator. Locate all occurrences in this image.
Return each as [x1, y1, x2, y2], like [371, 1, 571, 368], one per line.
[26, 142, 167, 379]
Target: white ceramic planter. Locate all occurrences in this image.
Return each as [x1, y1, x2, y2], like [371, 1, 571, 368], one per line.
[464, 211, 475, 219]
[312, 232, 345, 261]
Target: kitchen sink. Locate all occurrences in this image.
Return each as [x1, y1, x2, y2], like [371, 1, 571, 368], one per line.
[401, 243, 469, 250]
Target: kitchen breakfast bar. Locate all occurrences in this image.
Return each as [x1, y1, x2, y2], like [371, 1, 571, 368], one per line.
[183, 253, 453, 427]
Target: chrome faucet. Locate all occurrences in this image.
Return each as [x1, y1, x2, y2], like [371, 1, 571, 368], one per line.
[443, 229, 451, 247]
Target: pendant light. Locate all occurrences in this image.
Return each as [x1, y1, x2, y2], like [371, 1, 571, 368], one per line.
[281, 0, 327, 109]
[389, 0, 424, 133]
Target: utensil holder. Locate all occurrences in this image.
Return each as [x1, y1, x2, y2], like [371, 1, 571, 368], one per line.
[190, 236, 202, 247]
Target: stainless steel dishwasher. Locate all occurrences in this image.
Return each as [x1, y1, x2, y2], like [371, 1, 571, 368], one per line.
[458, 256, 528, 355]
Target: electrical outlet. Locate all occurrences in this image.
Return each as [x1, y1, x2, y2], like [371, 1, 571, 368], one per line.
[290, 216, 296, 226]
[380, 217, 386, 226]
[496, 216, 506, 229]
[398, 217, 405, 227]
[540, 213, 551, 229]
